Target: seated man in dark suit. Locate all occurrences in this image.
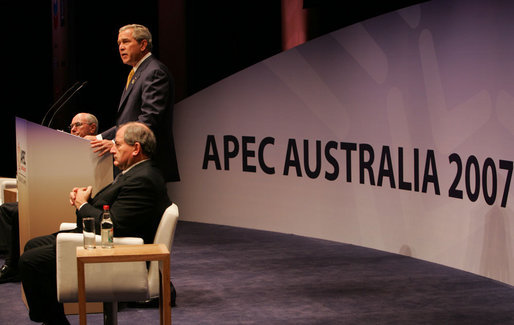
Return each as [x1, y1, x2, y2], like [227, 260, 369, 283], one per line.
[18, 122, 171, 324]
[0, 112, 99, 283]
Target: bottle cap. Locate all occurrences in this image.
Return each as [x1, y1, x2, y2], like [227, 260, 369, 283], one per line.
[103, 205, 109, 210]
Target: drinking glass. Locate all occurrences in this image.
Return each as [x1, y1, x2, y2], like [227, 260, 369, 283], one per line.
[82, 217, 96, 249]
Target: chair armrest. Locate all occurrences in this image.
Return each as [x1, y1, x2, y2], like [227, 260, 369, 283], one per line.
[60, 223, 77, 231]
[56, 233, 149, 302]
[1, 179, 17, 188]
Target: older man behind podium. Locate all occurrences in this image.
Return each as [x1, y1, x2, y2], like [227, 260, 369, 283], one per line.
[0, 113, 98, 284]
[68, 113, 98, 138]
[19, 122, 171, 324]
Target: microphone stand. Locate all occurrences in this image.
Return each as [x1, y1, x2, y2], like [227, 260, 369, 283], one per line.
[41, 81, 80, 126]
[48, 81, 88, 129]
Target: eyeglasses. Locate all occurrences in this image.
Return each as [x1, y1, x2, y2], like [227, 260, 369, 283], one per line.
[68, 122, 90, 130]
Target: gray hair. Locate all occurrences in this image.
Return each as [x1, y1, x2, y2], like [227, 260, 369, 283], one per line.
[119, 24, 153, 52]
[122, 122, 156, 157]
[84, 113, 99, 133]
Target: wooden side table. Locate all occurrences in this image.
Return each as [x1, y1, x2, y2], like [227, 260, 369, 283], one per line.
[3, 187, 17, 203]
[76, 244, 171, 325]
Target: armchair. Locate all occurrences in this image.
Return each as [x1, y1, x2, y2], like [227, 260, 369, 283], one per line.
[56, 203, 179, 324]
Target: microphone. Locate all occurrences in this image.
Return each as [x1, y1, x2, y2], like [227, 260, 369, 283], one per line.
[47, 81, 88, 129]
[41, 81, 81, 126]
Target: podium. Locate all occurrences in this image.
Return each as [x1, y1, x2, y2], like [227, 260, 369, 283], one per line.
[15, 117, 113, 249]
[15, 117, 113, 314]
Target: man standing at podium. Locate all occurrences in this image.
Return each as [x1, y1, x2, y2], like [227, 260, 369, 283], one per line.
[0, 113, 98, 284]
[86, 24, 180, 183]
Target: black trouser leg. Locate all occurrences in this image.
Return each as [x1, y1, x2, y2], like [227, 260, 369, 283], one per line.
[18, 234, 66, 323]
[0, 202, 20, 266]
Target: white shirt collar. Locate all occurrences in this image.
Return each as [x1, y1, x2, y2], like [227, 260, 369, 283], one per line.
[122, 158, 149, 174]
[133, 52, 152, 72]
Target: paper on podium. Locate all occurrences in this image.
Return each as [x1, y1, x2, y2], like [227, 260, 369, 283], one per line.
[15, 117, 113, 249]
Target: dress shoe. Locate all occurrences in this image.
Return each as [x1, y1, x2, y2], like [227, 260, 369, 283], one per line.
[0, 264, 20, 284]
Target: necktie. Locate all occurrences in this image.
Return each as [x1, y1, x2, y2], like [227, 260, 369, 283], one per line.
[125, 69, 135, 90]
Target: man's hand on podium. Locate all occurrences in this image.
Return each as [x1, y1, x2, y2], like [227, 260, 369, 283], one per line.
[89, 138, 114, 157]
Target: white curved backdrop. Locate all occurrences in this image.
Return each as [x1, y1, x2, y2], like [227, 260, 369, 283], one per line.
[168, 0, 514, 286]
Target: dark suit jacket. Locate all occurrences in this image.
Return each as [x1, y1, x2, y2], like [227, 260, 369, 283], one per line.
[101, 55, 180, 182]
[75, 159, 171, 244]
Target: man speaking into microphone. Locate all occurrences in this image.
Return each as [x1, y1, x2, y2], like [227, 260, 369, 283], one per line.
[86, 24, 179, 183]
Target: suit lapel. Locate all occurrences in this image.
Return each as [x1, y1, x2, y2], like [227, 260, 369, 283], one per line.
[90, 161, 150, 206]
[118, 57, 153, 112]
[118, 81, 134, 112]
[92, 173, 124, 199]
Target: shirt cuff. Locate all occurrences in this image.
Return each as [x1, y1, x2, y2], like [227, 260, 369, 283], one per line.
[96, 134, 103, 140]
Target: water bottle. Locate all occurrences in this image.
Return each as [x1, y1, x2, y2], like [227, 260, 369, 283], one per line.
[101, 205, 114, 248]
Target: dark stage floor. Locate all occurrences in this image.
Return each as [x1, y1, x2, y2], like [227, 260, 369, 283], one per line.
[1, 220, 514, 324]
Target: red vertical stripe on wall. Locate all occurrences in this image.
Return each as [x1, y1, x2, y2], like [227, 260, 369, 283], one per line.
[281, 0, 308, 51]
